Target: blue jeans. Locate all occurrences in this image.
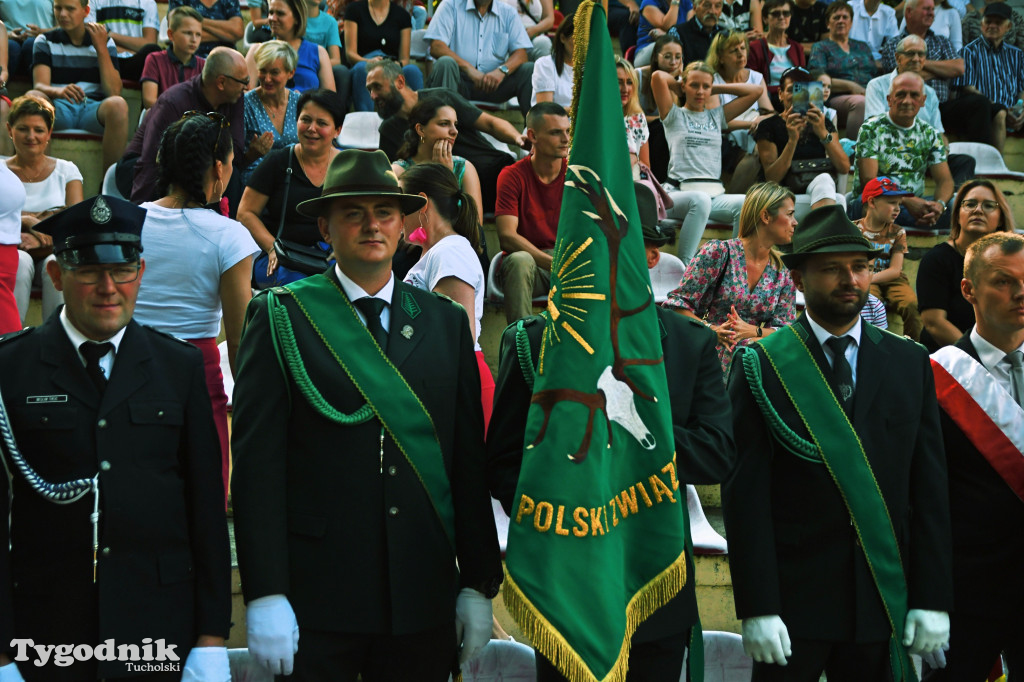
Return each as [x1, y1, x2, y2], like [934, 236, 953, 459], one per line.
[351, 51, 423, 112]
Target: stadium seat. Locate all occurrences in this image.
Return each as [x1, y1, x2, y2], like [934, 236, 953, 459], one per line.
[457, 640, 536, 682]
[650, 251, 684, 302]
[485, 253, 548, 305]
[411, 29, 431, 60]
[101, 165, 123, 199]
[624, 45, 636, 64]
[696, 631, 753, 682]
[949, 142, 1024, 179]
[336, 112, 383, 150]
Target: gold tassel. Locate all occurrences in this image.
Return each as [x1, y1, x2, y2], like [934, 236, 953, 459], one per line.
[502, 550, 688, 682]
[568, 0, 595, 143]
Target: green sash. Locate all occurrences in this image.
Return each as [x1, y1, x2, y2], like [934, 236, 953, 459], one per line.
[266, 274, 456, 549]
[753, 325, 916, 682]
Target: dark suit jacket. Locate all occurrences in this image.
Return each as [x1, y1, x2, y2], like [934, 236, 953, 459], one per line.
[230, 270, 502, 636]
[940, 334, 1024, 617]
[678, 18, 724, 67]
[486, 309, 735, 642]
[0, 312, 231, 681]
[722, 313, 953, 643]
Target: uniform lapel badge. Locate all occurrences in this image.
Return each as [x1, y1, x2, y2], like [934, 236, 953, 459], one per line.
[91, 196, 112, 224]
[401, 291, 421, 320]
[401, 325, 414, 340]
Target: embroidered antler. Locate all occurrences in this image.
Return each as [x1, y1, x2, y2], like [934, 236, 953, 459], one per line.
[527, 167, 663, 462]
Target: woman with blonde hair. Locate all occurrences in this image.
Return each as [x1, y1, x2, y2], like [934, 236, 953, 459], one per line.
[242, 40, 300, 183]
[917, 179, 1014, 351]
[245, 0, 334, 92]
[652, 60, 762, 261]
[619, 58, 671, 219]
[663, 181, 798, 376]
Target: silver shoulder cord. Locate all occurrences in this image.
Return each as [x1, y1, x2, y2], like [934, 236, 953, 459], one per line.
[0, 385, 101, 582]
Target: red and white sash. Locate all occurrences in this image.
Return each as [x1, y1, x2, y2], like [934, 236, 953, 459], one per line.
[931, 345, 1024, 502]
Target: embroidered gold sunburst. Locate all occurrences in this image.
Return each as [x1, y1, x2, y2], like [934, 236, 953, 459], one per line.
[539, 235, 607, 374]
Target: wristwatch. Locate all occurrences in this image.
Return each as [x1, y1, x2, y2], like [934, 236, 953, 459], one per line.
[820, 132, 833, 144]
[498, 64, 510, 75]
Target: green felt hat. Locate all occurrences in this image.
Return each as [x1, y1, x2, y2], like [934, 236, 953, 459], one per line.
[296, 149, 427, 218]
[781, 204, 882, 268]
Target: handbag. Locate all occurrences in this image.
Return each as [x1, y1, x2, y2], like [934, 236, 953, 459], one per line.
[783, 157, 835, 194]
[702, 244, 731, 321]
[271, 145, 331, 276]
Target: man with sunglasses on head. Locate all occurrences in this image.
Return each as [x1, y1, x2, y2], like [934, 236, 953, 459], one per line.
[116, 46, 250, 211]
[0, 195, 232, 682]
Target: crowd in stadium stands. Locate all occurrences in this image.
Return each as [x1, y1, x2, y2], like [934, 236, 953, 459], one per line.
[0, 0, 1018, 337]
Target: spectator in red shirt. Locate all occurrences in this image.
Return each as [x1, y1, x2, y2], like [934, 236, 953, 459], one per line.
[495, 101, 569, 324]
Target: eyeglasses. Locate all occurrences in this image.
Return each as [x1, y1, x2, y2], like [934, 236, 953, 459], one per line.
[897, 49, 928, 58]
[961, 199, 1000, 213]
[65, 264, 141, 284]
[182, 110, 230, 156]
[222, 73, 251, 87]
[768, 10, 791, 17]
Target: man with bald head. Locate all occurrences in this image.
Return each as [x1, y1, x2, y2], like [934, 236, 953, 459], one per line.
[116, 46, 250, 210]
[865, 34, 975, 186]
[853, 71, 953, 231]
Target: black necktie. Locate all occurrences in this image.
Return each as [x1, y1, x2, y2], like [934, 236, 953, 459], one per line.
[353, 297, 388, 350]
[825, 336, 854, 415]
[80, 342, 114, 393]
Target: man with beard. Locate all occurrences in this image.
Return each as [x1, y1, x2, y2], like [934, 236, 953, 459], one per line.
[677, 0, 724, 64]
[722, 204, 953, 680]
[365, 58, 527, 213]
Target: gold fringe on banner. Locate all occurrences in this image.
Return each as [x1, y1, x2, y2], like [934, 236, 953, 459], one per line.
[502, 550, 688, 682]
[568, 0, 595, 142]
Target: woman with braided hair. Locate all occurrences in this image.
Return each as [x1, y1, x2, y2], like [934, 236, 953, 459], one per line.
[133, 111, 259, 500]
[398, 162, 493, 429]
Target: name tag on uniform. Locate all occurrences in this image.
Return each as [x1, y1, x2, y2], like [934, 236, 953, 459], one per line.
[26, 395, 68, 404]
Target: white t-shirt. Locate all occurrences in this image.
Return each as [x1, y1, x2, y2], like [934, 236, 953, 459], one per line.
[0, 163, 25, 245]
[497, 0, 543, 27]
[531, 56, 574, 108]
[663, 105, 727, 183]
[403, 234, 484, 351]
[768, 44, 794, 85]
[91, 0, 160, 57]
[713, 70, 764, 114]
[133, 203, 259, 338]
[20, 158, 83, 214]
[850, 0, 899, 60]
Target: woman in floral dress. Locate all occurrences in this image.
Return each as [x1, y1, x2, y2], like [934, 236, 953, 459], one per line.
[662, 182, 799, 376]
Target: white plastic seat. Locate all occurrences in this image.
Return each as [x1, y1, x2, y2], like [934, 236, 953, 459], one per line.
[336, 112, 383, 150]
[492, 497, 510, 554]
[220, 340, 233, 408]
[410, 28, 431, 60]
[949, 141, 1024, 179]
[457, 640, 536, 682]
[471, 97, 520, 113]
[158, 16, 169, 44]
[650, 252, 685, 303]
[695, 631, 753, 682]
[485, 253, 548, 305]
[101, 164, 123, 199]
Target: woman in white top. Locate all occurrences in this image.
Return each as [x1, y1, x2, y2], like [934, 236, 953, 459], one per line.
[398, 162, 493, 430]
[0, 162, 25, 333]
[708, 31, 774, 150]
[134, 113, 259, 501]
[652, 60, 761, 262]
[531, 13, 575, 108]
[7, 94, 83, 324]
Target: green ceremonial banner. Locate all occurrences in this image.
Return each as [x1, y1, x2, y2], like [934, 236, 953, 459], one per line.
[501, 3, 690, 680]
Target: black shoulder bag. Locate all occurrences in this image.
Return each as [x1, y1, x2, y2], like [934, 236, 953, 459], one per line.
[272, 145, 331, 276]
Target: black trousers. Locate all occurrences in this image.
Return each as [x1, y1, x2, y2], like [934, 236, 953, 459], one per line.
[285, 622, 457, 682]
[940, 93, 1001, 147]
[751, 639, 891, 682]
[535, 631, 689, 682]
[923, 612, 1023, 682]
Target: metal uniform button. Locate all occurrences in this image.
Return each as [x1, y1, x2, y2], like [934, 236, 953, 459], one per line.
[40, 416, 48, 424]
[97, 418, 108, 428]
[388, 465, 397, 476]
[388, 506, 399, 517]
[101, 547, 111, 556]
[100, 460, 111, 471]
[157, 410, 165, 419]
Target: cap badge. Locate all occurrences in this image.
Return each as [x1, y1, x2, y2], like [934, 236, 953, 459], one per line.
[91, 196, 112, 225]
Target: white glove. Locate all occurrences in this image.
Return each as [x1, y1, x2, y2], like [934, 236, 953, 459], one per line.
[741, 615, 792, 665]
[455, 587, 492, 664]
[246, 594, 300, 676]
[903, 609, 950, 656]
[182, 647, 231, 682]
[919, 642, 949, 669]
[0, 663, 25, 682]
